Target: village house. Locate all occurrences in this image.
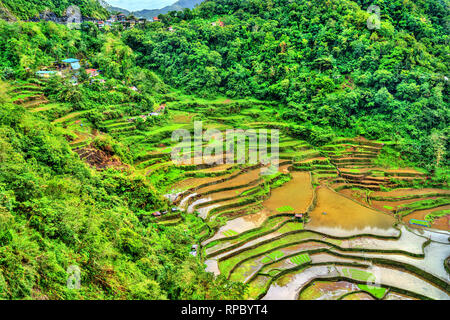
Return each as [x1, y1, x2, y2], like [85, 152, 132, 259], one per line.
[152, 211, 162, 217]
[117, 13, 127, 22]
[62, 58, 81, 72]
[212, 20, 225, 27]
[156, 104, 166, 113]
[86, 69, 99, 77]
[36, 70, 57, 78]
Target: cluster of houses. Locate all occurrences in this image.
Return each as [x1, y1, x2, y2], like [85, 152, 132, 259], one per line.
[95, 13, 148, 29]
[211, 19, 225, 27]
[36, 58, 80, 78]
[127, 104, 166, 122]
[152, 207, 178, 217]
[35, 58, 103, 85]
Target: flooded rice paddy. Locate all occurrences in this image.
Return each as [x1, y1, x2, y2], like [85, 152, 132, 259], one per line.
[164, 135, 449, 300]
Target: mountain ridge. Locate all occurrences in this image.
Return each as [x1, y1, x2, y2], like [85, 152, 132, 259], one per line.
[105, 0, 204, 19]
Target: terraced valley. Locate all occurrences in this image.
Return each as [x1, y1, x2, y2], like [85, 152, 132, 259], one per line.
[7, 79, 450, 300]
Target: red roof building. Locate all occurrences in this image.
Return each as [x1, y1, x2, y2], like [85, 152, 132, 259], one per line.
[156, 103, 166, 113]
[86, 69, 99, 77]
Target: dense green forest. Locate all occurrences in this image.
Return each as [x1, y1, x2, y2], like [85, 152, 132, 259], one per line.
[123, 0, 449, 171]
[0, 18, 246, 299]
[0, 0, 448, 300]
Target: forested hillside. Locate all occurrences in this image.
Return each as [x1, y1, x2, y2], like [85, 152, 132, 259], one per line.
[123, 0, 449, 171]
[0, 20, 246, 299]
[0, 0, 448, 301]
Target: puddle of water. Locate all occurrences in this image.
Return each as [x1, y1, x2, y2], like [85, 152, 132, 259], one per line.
[179, 192, 197, 209]
[262, 266, 331, 300]
[299, 281, 358, 300]
[196, 167, 263, 194]
[210, 209, 273, 241]
[263, 263, 449, 300]
[262, 171, 313, 213]
[204, 259, 220, 275]
[332, 238, 450, 283]
[197, 164, 234, 172]
[210, 171, 314, 237]
[307, 187, 397, 237]
[335, 265, 449, 300]
[384, 292, 416, 300]
[337, 226, 425, 253]
[310, 252, 362, 265]
[197, 204, 220, 219]
[187, 197, 211, 213]
[170, 176, 228, 193]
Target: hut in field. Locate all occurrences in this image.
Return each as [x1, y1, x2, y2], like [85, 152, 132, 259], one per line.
[36, 70, 57, 78]
[152, 211, 162, 217]
[62, 58, 81, 71]
[86, 69, 99, 77]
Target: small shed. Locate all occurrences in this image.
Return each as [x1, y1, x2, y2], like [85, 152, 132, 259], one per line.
[62, 58, 80, 71]
[86, 69, 99, 77]
[117, 13, 127, 22]
[152, 211, 162, 217]
[36, 70, 56, 78]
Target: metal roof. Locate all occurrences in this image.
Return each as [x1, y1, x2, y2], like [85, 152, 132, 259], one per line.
[62, 58, 79, 63]
[71, 62, 81, 70]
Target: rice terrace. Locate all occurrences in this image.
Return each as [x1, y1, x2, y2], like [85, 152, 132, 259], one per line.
[0, 0, 448, 304]
[161, 102, 450, 300]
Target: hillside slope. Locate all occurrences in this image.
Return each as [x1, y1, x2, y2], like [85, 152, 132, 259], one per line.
[122, 0, 204, 19]
[123, 0, 449, 170]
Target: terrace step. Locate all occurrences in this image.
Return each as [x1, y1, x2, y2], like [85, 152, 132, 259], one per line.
[13, 94, 45, 105]
[24, 100, 49, 109]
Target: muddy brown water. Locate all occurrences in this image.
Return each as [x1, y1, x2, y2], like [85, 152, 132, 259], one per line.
[371, 188, 450, 198]
[262, 171, 313, 214]
[208, 171, 314, 236]
[170, 175, 233, 193]
[194, 166, 265, 194]
[403, 204, 450, 231]
[308, 187, 396, 235]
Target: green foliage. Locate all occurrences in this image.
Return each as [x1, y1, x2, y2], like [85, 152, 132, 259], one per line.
[0, 0, 448, 301]
[123, 0, 448, 166]
[0, 100, 245, 300]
